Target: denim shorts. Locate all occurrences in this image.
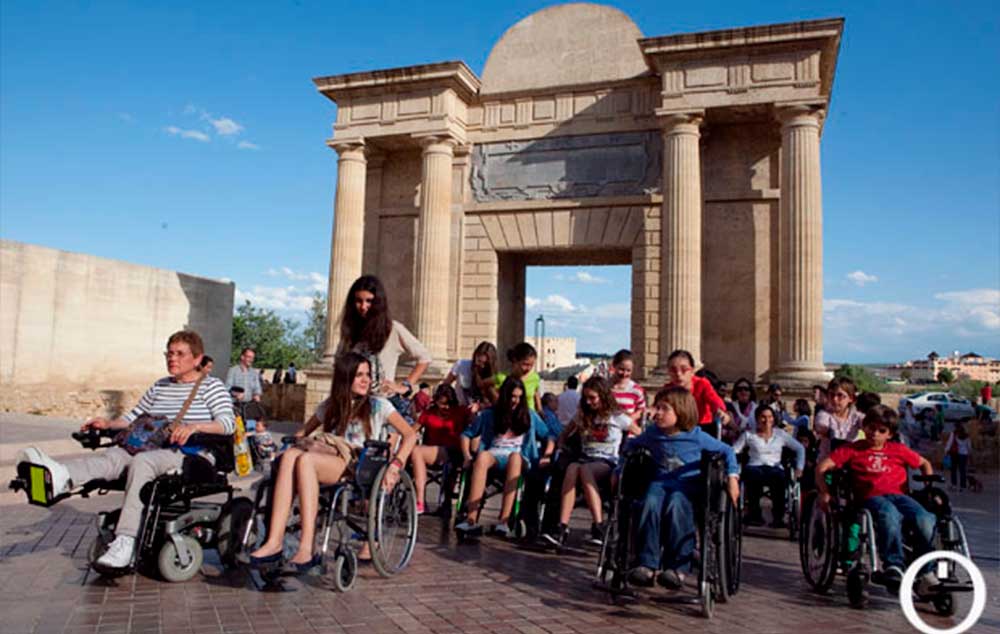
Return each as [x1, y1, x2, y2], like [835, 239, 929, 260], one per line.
[489, 446, 520, 470]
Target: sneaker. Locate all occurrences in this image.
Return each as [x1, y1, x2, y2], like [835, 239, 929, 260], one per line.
[415, 501, 425, 515]
[588, 521, 606, 546]
[17, 446, 72, 496]
[657, 569, 686, 590]
[915, 571, 941, 597]
[455, 521, 483, 537]
[629, 566, 655, 587]
[541, 524, 569, 548]
[880, 565, 904, 589]
[96, 535, 135, 569]
[492, 523, 512, 538]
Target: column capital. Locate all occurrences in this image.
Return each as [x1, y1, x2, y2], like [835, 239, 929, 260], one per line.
[656, 110, 704, 136]
[413, 133, 458, 154]
[327, 137, 367, 161]
[775, 103, 826, 128]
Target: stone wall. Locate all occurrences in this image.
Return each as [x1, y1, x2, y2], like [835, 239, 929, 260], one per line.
[0, 240, 234, 387]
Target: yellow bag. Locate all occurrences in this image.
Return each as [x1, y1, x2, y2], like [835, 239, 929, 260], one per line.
[233, 416, 253, 477]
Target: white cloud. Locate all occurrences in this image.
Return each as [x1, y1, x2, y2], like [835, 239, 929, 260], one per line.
[235, 285, 315, 312]
[117, 112, 135, 123]
[237, 140, 260, 150]
[526, 294, 580, 313]
[266, 267, 326, 291]
[553, 271, 608, 284]
[209, 116, 244, 136]
[824, 288, 1000, 360]
[165, 126, 210, 142]
[846, 270, 878, 286]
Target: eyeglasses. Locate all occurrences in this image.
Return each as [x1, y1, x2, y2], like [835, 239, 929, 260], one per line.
[163, 351, 189, 359]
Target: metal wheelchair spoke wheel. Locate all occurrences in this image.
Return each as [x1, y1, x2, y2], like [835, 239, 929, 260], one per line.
[330, 547, 358, 592]
[368, 467, 418, 578]
[799, 494, 838, 593]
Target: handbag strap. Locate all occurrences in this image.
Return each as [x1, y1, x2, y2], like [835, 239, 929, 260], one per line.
[171, 375, 205, 427]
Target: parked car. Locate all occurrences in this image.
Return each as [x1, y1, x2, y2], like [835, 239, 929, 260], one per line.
[899, 392, 976, 421]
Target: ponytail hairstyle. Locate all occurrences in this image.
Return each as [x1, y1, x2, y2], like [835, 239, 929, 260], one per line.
[507, 342, 537, 371]
[471, 341, 499, 403]
[322, 352, 373, 437]
[339, 275, 393, 355]
[493, 376, 531, 437]
[575, 375, 621, 435]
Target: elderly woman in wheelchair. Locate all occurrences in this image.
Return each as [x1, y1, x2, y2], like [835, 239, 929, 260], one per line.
[805, 405, 972, 611]
[11, 330, 238, 580]
[246, 352, 416, 577]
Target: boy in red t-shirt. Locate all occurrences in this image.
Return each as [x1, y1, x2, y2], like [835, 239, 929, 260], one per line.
[816, 405, 937, 593]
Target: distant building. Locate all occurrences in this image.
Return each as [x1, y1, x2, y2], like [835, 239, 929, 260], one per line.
[525, 336, 577, 372]
[894, 352, 1000, 383]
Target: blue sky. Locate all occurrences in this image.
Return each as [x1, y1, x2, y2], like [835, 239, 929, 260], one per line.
[2, 1, 997, 363]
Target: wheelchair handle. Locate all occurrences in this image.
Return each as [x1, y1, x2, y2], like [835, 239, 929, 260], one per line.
[71, 428, 118, 450]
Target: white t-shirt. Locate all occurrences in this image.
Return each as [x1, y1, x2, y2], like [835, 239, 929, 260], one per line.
[581, 412, 632, 461]
[312, 396, 396, 449]
[556, 389, 581, 425]
[450, 359, 478, 406]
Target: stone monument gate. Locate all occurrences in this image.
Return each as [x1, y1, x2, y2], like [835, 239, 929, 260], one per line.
[307, 4, 842, 410]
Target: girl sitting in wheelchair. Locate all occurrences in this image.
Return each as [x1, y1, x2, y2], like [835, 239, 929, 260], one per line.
[455, 376, 557, 538]
[623, 387, 739, 588]
[732, 406, 805, 528]
[410, 383, 471, 514]
[247, 352, 416, 573]
[543, 375, 640, 548]
[815, 405, 938, 594]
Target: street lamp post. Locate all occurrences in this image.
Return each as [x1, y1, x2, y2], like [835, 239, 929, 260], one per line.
[534, 315, 546, 372]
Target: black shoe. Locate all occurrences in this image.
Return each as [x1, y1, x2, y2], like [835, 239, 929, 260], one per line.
[542, 524, 569, 548]
[656, 569, 686, 590]
[244, 551, 283, 567]
[281, 553, 321, 575]
[629, 566, 655, 587]
[588, 521, 606, 546]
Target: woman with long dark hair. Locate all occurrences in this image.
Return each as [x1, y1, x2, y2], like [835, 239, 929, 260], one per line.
[443, 341, 499, 410]
[338, 275, 431, 411]
[454, 376, 557, 537]
[247, 353, 416, 572]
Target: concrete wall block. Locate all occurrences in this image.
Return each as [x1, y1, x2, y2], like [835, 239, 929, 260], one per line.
[476, 286, 495, 299]
[463, 274, 493, 286]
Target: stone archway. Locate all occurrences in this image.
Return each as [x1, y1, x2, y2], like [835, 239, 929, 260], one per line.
[306, 4, 843, 412]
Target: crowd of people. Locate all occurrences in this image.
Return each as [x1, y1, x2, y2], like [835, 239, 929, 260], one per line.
[14, 272, 980, 604]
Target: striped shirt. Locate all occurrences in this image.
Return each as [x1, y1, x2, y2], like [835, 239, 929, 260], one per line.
[613, 380, 646, 419]
[125, 376, 235, 434]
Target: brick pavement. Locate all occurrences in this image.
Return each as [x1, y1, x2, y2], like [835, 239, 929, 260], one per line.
[2, 478, 998, 634]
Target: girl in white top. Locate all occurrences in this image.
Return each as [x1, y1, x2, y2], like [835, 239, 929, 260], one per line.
[337, 275, 431, 402]
[546, 376, 641, 547]
[726, 377, 758, 437]
[943, 422, 971, 490]
[248, 352, 416, 572]
[443, 341, 499, 410]
[814, 377, 864, 460]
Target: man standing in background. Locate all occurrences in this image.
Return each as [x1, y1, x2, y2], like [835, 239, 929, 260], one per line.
[226, 347, 262, 403]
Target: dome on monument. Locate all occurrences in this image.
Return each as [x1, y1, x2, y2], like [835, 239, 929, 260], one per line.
[480, 3, 648, 96]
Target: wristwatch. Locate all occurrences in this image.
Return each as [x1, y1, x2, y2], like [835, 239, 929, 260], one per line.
[401, 380, 413, 398]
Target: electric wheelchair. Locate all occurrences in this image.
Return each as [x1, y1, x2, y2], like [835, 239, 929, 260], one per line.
[799, 469, 973, 612]
[239, 439, 418, 591]
[9, 427, 248, 582]
[739, 447, 801, 541]
[595, 447, 742, 618]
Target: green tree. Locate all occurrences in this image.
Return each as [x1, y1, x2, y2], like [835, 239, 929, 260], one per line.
[302, 292, 327, 361]
[834, 364, 888, 394]
[936, 368, 956, 385]
[231, 301, 319, 369]
[900, 368, 912, 383]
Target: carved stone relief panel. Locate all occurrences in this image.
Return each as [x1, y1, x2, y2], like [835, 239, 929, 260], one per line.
[470, 132, 662, 202]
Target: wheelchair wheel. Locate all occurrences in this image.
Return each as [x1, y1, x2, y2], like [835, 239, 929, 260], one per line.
[932, 593, 955, 616]
[157, 535, 204, 582]
[368, 467, 418, 578]
[724, 497, 742, 596]
[217, 497, 254, 569]
[787, 484, 800, 542]
[799, 493, 839, 593]
[331, 548, 358, 592]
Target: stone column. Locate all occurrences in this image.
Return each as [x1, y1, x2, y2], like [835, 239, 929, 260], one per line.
[322, 141, 367, 360]
[658, 113, 704, 367]
[413, 136, 456, 365]
[773, 105, 828, 384]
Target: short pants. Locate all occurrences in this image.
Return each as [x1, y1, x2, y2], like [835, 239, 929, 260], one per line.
[489, 446, 520, 470]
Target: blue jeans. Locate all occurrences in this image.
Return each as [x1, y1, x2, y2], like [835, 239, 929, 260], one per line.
[636, 478, 698, 571]
[863, 494, 935, 569]
[743, 465, 787, 520]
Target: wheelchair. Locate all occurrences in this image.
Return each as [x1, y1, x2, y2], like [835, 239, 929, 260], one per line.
[452, 458, 527, 541]
[595, 447, 742, 619]
[9, 428, 248, 583]
[738, 448, 801, 541]
[239, 439, 418, 591]
[799, 470, 973, 612]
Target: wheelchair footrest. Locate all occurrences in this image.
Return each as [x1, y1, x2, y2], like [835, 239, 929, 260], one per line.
[11, 463, 64, 507]
[934, 581, 974, 593]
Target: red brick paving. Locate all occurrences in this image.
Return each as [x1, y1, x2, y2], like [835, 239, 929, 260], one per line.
[2, 481, 998, 634]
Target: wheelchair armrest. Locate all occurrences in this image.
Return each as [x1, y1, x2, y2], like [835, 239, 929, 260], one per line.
[186, 433, 235, 473]
[71, 428, 119, 450]
[913, 474, 945, 484]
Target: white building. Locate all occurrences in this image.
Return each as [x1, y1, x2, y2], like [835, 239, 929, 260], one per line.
[526, 336, 577, 372]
